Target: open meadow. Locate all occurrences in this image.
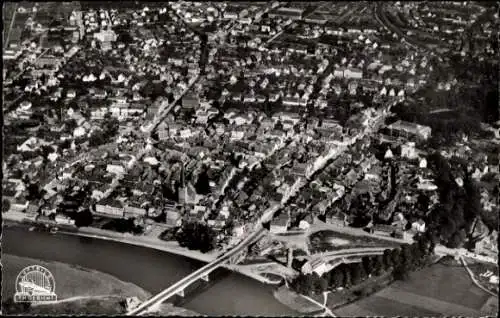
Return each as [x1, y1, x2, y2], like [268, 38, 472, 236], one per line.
[334, 259, 498, 317]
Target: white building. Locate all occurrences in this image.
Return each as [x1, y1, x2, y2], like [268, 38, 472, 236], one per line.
[301, 258, 333, 277]
[411, 219, 426, 233]
[55, 214, 76, 225]
[106, 164, 125, 175]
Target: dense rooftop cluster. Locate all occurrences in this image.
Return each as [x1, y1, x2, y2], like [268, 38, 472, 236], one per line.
[3, 2, 498, 275]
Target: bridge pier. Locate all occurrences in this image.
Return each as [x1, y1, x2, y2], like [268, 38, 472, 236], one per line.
[176, 288, 185, 297]
[201, 273, 210, 282]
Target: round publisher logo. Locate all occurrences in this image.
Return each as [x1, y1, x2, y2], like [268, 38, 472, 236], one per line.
[14, 265, 57, 303]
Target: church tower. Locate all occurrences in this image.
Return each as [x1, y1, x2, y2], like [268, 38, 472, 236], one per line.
[178, 162, 187, 205]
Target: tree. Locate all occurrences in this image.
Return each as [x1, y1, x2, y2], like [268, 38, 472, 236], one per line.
[89, 131, 106, 147]
[373, 255, 384, 276]
[440, 218, 457, 242]
[350, 263, 367, 286]
[447, 229, 467, 249]
[2, 199, 11, 213]
[417, 235, 430, 256]
[59, 138, 72, 151]
[291, 274, 314, 295]
[311, 272, 328, 294]
[103, 115, 119, 136]
[26, 183, 42, 201]
[362, 256, 374, 275]
[41, 145, 55, 159]
[175, 221, 217, 253]
[400, 244, 413, 267]
[383, 249, 393, 270]
[74, 209, 93, 227]
[65, 118, 78, 132]
[463, 176, 482, 223]
[343, 267, 352, 287]
[329, 268, 345, 289]
[195, 168, 211, 195]
[391, 248, 402, 267]
[393, 264, 410, 281]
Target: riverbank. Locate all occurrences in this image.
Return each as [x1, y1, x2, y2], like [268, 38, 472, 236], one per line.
[3, 216, 278, 284]
[273, 286, 324, 314]
[71, 225, 279, 285]
[1, 223, 298, 316]
[2, 254, 201, 316]
[1, 254, 148, 314]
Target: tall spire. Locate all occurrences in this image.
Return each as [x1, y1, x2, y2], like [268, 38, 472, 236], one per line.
[180, 161, 186, 188]
[178, 161, 187, 205]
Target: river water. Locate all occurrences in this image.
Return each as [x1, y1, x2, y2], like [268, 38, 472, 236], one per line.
[2, 226, 298, 316]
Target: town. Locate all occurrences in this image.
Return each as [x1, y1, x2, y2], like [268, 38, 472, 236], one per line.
[2, 1, 499, 316]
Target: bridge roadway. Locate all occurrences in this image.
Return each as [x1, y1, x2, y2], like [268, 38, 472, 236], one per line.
[126, 224, 266, 315]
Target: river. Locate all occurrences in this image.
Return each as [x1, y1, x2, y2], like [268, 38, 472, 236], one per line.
[2, 226, 298, 316]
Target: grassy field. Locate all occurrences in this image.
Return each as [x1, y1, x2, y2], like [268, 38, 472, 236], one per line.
[28, 298, 125, 315]
[308, 230, 400, 253]
[325, 271, 394, 309]
[273, 285, 323, 314]
[29, 298, 201, 316]
[2, 254, 151, 315]
[334, 259, 498, 317]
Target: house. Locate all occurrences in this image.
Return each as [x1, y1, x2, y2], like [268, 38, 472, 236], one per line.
[344, 67, 363, 79]
[166, 208, 182, 226]
[106, 163, 125, 175]
[124, 202, 147, 218]
[401, 142, 419, 160]
[95, 198, 124, 218]
[55, 214, 76, 225]
[291, 162, 309, 177]
[419, 158, 428, 168]
[371, 224, 395, 235]
[333, 67, 345, 78]
[299, 220, 310, 230]
[301, 258, 333, 277]
[182, 94, 199, 110]
[233, 223, 250, 238]
[344, 168, 359, 187]
[270, 213, 289, 234]
[36, 215, 57, 225]
[411, 219, 426, 233]
[11, 197, 29, 212]
[417, 176, 438, 191]
[312, 200, 329, 215]
[387, 120, 432, 140]
[3, 181, 17, 201]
